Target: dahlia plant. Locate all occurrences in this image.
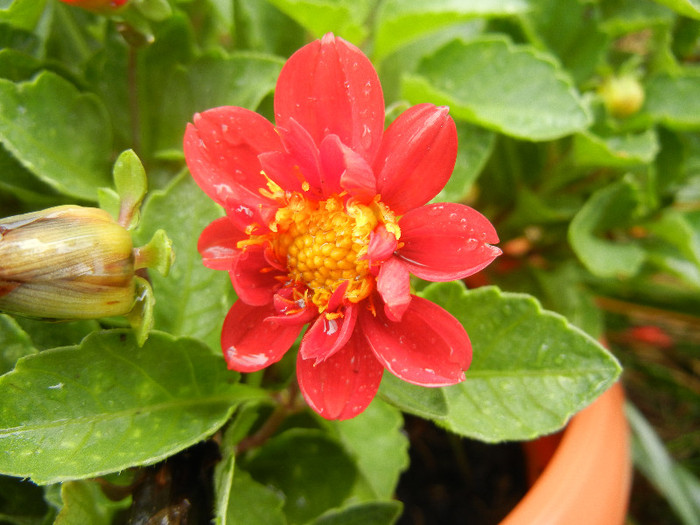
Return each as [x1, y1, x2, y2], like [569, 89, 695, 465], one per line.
[1, 1, 697, 524]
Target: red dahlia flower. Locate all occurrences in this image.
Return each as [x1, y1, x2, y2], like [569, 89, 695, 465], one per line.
[184, 34, 501, 420]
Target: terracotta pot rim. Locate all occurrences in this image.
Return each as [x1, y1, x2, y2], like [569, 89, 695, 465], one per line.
[500, 382, 632, 525]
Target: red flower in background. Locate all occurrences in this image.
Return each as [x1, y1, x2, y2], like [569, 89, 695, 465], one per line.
[59, 0, 127, 12]
[184, 34, 501, 420]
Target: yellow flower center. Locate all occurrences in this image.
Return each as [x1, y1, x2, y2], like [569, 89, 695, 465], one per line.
[274, 194, 392, 311]
[242, 179, 401, 313]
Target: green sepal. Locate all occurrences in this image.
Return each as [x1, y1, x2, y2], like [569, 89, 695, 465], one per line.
[112, 149, 148, 230]
[134, 229, 174, 277]
[126, 276, 154, 347]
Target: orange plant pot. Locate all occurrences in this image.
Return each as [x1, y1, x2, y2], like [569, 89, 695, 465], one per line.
[501, 382, 631, 525]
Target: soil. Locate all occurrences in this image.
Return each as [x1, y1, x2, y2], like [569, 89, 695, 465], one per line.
[396, 415, 528, 525]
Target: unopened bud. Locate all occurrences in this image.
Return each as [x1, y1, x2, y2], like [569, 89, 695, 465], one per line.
[599, 75, 645, 119]
[0, 206, 136, 319]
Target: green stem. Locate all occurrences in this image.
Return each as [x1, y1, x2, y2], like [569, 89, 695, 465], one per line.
[235, 381, 302, 454]
[127, 41, 142, 157]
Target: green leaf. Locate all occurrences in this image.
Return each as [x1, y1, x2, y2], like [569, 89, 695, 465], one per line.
[506, 186, 579, 226]
[132, 0, 172, 21]
[134, 172, 233, 350]
[654, 126, 687, 195]
[213, 436, 236, 525]
[223, 469, 286, 525]
[184, 52, 283, 112]
[264, 0, 373, 45]
[134, 171, 233, 350]
[0, 330, 263, 484]
[645, 71, 700, 130]
[531, 262, 604, 338]
[519, 0, 609, 84]
[373, 0, 529, 60]
[403, 37, 591, 141]
[154, 51, 283, 158]
[651, 0, 700, 19]
[568, 176, 646, 278]
[0, 72, 112, 201]
[243, 429, 357, 524]
[332, 399, 409, 500]
[646, 209, 700, 288]
[0, 313, 37, 376]
[573, 129, 660, 167]
[0, 144, 70, 205]
[311, 502, 403, 525]
[648, 209, 700, 268]
[55, 480, 130, 525]
[0, 48, 41, 82]
[0, 24, 38, 57]
[378, 21, 483, 103]
[627, 403, 700, 525]
[434, 122, 495, 203]
[600, 0, 675, 35]
[378, 371, 449, 419]
[419, 282, 621, 442]
[84, 34, 130, 153]
[137, 14, 195, 160]
[13, 317, 99, 351]
[214, 403, 275, 525]
[231, 0, 307, 57]
[0, 0, 47, 31]
[647, 243, 700, 289]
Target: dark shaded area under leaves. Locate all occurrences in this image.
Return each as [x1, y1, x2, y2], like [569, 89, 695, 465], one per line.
[113, 441, 220, 525]
[396, 415, 528, 525]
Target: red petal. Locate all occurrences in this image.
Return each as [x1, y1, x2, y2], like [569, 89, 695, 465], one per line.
[397, 203, 501, 281]
[225, 202, 275, 237]
[376, 257, 411, 322]
[319, 134, 376, 201]
[367, 224, 398, 267]
[184, 107, 280, 222]
[297, 330, 383, 420]
[274, 34, 385, 164]
[373, 104, 457, 214]
[230, 244, 283, 306]
[222, 300, 303, 372]
[197, 217, 245, 271]
[270, 287, 317, 325]
[359, 295, 471, 386]
[277, 119, 326, 197]
[300, 304, 358, 363]
[325, 280, 349, 313]
[258, 151, 305, 194]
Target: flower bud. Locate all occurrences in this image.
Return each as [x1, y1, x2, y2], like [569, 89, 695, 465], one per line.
[599, 75, 645, 119]
[0, 206, 136, 319]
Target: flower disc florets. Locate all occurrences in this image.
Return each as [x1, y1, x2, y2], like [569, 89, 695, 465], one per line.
[251, 183, 400, 313]
[185, 33, 502, 420]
